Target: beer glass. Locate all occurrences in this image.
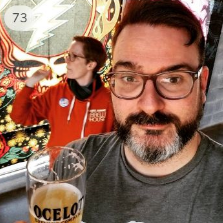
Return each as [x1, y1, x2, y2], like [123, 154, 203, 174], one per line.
[26, 146, 86, 223]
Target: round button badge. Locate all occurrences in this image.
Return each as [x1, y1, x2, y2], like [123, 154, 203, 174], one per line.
[59, 98, 69, 107]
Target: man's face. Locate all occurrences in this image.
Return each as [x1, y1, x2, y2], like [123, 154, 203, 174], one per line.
[112, 24, 208, 164]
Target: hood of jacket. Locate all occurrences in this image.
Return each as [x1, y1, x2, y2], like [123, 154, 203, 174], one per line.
[67, 74, 102, 100]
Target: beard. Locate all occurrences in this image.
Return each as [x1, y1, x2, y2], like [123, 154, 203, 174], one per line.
[115, 99, 204, 164]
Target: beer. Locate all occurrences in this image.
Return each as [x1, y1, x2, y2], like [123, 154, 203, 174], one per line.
[27, 147, 86, 223]
[29, 183, 84, 223]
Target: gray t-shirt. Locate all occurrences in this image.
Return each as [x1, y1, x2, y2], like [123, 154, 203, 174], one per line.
[68, 131, 223, 223]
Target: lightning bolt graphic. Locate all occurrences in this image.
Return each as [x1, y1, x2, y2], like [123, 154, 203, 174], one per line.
[25, 0, 74, 52]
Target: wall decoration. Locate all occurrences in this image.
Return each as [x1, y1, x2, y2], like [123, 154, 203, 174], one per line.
[0, 0, 122, 168]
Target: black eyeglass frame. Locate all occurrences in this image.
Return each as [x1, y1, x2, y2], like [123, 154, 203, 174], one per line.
[64, 51, 86, 62]
[105, 68, 202, 100]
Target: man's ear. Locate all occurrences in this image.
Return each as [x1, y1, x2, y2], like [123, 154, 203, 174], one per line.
[200, 66, 209, 103]
[87, 61, 97, 71]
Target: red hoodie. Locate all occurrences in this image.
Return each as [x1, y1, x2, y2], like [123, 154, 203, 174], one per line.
[10, 82, 114, 146]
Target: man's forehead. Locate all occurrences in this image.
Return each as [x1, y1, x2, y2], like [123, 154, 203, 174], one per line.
[114, 24, 190, 47]
[112, 25, 200, 72]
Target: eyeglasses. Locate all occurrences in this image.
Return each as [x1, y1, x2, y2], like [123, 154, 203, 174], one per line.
[64, 51, 86, 62]
[105, 68, 202, 100]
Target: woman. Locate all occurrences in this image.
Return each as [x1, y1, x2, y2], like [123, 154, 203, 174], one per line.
[10, 36, 114, 146]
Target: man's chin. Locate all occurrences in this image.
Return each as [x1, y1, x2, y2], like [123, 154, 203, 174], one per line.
[126, 131, 182, 164]
[131, 130, 176, 149]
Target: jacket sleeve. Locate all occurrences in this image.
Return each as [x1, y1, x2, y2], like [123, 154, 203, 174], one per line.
[10, 86, 50, 126]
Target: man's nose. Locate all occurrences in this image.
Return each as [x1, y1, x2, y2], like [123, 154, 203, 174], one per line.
[137, 80, 165, 115]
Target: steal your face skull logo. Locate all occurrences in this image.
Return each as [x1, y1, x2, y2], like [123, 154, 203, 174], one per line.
[0, 0, 120, 93]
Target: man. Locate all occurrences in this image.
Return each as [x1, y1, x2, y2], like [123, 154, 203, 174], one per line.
[67, 1, 223, 222]
[10, 36, 114, 146]
[15, 0, 223, 223]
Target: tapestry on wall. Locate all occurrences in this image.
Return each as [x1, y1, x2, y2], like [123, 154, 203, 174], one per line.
[0, 0, 122, 168]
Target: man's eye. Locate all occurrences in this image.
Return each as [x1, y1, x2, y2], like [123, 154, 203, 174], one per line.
[162, 76, 182, 84]
[168, 77, 181, 83]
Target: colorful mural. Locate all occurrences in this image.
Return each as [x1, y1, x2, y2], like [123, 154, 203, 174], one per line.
[0, 0, 122, 168]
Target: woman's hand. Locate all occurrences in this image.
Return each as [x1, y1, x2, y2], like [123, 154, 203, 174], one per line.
[26, 65, 52, 88]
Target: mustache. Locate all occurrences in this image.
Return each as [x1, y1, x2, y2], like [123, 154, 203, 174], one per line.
[115, 111, 182, 139]
[124, 111, 181, 126]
